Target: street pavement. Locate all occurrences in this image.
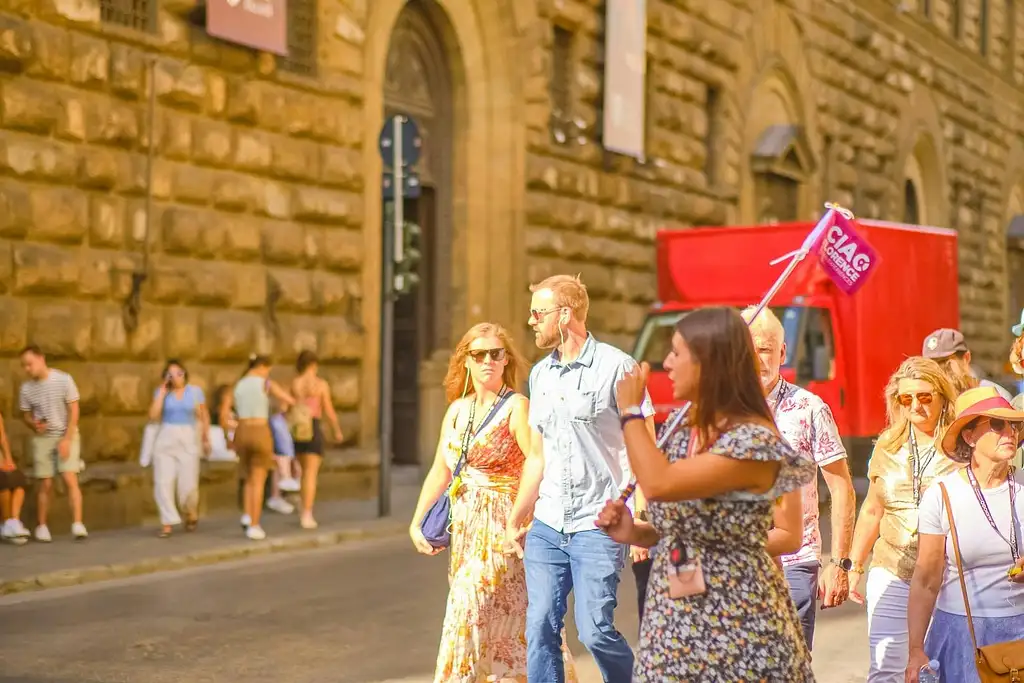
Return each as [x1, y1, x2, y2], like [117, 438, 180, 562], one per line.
[0, 533, 869, 682]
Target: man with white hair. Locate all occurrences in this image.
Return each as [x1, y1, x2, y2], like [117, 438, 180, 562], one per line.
[742, 306, 857, 650]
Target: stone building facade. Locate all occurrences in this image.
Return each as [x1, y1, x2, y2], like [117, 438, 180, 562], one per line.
[0, 0, 1023, 524]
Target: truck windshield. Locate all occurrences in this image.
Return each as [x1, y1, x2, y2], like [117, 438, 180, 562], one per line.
[633, 307, 802, 371]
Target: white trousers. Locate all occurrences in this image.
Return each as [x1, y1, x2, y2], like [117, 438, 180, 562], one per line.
[866, 566, 911, 682]
[152, 424, 201, 526]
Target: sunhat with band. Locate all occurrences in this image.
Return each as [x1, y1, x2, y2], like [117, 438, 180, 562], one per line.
[940, 385, 1024, 455]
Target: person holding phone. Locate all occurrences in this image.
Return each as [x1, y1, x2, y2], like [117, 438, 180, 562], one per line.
[597, 307, 815, 682]
[147, 360, 210, 538]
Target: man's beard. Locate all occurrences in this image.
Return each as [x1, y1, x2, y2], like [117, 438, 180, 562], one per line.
[535, 330, 558, 349]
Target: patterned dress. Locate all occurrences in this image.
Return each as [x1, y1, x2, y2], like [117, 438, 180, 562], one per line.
[635, 416, 817, 682]
[434, 398, 577, 683]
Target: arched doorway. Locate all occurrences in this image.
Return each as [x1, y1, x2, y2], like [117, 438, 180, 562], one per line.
[383, 0, 456, 464]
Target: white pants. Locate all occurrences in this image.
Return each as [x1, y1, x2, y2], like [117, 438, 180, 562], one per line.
[866, 566, 911, 682]
[152, 424, 201, 526]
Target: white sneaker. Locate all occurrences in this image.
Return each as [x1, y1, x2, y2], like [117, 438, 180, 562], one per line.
[246, 525, 266, 540]
[240, 514, 251, 528]
[279, 477, 301, 493]
[10, 519, 29, 538]
[300, 514, 318, 530]
[34, 524, 52, 543]
[2, 520, 26, 545]
[266, 496, 294, 515]
[71, 522, 88, 540]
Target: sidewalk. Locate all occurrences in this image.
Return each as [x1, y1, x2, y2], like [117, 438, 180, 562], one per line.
[1, 479, 420, 596]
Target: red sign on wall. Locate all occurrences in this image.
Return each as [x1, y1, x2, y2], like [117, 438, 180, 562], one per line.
[207, 0, 288, 56]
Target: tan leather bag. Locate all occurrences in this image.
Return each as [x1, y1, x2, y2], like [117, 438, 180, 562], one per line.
[939, 482, 1024, 682]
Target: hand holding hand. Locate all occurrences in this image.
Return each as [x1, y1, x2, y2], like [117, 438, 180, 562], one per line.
[615, 362, 650, 412]
[630, 546, 650, 563]
[595, 499, 635, 545]
[503, 523, 528, 559]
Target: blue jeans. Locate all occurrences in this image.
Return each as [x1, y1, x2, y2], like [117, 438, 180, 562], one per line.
[784, 561, 820, 650]
[524, 520, 633, 683]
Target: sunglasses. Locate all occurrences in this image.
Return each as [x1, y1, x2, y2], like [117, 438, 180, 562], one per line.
[529, 308, 560, 321]
[979, 417, 1024, 433]
[468, 348, 506, 363]
[897, 392, 935, 407]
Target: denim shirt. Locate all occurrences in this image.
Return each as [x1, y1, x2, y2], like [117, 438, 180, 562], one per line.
[528, 334, 654, 533]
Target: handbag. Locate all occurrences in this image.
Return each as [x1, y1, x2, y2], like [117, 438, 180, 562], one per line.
[939, 482, 1024, 682]
[420, 388, 512, 549]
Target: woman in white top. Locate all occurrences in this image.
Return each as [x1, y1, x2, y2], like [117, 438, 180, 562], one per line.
[906, 386, 1024, 682]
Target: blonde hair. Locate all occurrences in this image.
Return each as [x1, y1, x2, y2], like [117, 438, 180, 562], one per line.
[530, 274, 590, 323]
[741, 305, 784, 344]
[876, 356, 957, 454]
[442, 322, 526, 403]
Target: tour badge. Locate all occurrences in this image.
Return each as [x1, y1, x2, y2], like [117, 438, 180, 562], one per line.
[667, 540, 706, 599]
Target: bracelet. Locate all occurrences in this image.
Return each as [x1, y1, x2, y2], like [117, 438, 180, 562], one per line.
[620, 413, 645, 428]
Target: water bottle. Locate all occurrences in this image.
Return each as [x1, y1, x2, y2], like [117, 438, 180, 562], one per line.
[918, 659, 940, 683]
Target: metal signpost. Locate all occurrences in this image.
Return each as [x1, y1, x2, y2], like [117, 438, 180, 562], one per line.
[377, 114, 422, 517]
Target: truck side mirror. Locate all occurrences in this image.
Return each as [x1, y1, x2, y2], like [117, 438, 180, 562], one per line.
[812, 347, 831, 381]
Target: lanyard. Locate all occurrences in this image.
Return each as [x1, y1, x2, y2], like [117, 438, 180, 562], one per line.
[453, 386, 508, 478]
[908, 428, 937, 507]
[964, 466, 1019, 564]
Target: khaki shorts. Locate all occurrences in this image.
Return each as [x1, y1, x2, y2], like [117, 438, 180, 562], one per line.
[32, 434, 83, 479]
[234, 422, 274, 472]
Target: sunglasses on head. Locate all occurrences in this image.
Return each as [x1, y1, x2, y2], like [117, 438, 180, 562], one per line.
[897, 392, 935, 407]
[468, 348, 506, 363]
[979, 417, 1024, 433]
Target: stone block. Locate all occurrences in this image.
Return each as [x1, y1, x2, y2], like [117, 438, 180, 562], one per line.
[312, 271, 348, 313]
[130, 307, 163, 360]
[253, 180, 292, 219]
[91, 303, 129, 358]
[0, 180, 31, 239]
[271, 137, 319, 182]
[154, 60, 206, 111]
[199, 309, 258, 361]
[0, 133, 77, 183]
[56, 97, 86, 141]
[292, 187, 355, 225]
[89, 195, 125, 248]
[0, 297, 28, 353]
[320, 228, 363, 270]
[60, 362, 106, 416]
[85, 99, 140, 148]
[29, 186, 88, 244]
[319, 319, 363, 361]
[101, 367, 151, 414]
[147, 261, 190, 304]
[275, 314, 319, 356]
[232, 264, 268, 310]
[220, 215, 261, 260]
[268, 267, 313, 312]
[206, 72, 226, 116]
[321, 365, 359, 409]
[77, 252, 112, 298]
[109, 43, 145, 99]
[160, 113, 193, 160]
[79, 417, 139, 462]
[14, 242, 79, 294]
[161, 207, 221, 258]
[1, 80, 59, 134]
[27, 301, 91, 359]
[68, 31, 109, 88]
[163, 307, 200, 358]
[225, 78, 260, 124]
[186, 262, 235, 306]
[0, 240, 12, 294]
[76, 146, 122, 189]
[171, 163, 213, 205]
[211, 172, 253, 212]
[191, 120, 234, 167]
[261, 219, 305, 264]
[233, 130, 272, 172]
[319, 145, 363, 191]
[0, 16, 34, 73]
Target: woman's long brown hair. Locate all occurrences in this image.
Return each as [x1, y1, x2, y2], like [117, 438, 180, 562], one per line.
[442, 322, 526, 403]
[675, 307, 777, 448]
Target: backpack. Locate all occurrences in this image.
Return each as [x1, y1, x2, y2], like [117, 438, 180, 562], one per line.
[287, 402, 314, 442]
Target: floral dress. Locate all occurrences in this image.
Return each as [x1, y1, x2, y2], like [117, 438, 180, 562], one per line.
[635, 416, 817, 682]
[434, 398, 577, 683]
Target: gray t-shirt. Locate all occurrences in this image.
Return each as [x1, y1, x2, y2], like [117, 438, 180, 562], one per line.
[18, 369, 80, 437]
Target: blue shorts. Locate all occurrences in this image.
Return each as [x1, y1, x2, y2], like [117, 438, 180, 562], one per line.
[269, 413, 295, 457]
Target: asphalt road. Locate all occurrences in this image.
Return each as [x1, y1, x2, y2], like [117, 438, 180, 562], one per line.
[0, 536, 868, 683]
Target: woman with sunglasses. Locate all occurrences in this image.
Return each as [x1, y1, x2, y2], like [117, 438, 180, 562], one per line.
[904, 386, 1024, 682]
[147, 360, 210, 538]
[847, 357, 961, 681]
[409, 322, 577, 683]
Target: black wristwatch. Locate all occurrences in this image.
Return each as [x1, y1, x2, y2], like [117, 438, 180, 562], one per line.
[830, 557, 853, 571]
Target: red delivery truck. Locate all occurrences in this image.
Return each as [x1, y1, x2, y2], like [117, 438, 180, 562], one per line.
[631, 219, 960, 476]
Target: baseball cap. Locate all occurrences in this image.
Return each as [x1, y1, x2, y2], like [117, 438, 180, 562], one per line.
[921, 328, 969, 359]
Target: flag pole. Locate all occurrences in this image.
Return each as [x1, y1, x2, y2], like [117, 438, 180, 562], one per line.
[618, 203, 852, 504]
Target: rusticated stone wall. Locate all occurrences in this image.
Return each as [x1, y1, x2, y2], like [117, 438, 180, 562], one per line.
[0, 7, 366, 467]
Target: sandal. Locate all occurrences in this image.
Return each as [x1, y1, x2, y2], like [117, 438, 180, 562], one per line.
[158, 526, 172, 538]
[185, 518, 198, 532]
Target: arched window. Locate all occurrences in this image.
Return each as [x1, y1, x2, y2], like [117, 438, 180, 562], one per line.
[904, 179, 921, 224]
[750, 125, 813, 224]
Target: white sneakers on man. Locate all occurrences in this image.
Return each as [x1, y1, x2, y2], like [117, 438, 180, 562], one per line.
[1, 519, 29, 545]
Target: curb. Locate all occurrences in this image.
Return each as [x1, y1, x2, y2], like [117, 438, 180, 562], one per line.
[0, 521, 409, 597]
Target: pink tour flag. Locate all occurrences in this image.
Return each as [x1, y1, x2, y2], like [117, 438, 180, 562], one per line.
[812, 210, 880, 295]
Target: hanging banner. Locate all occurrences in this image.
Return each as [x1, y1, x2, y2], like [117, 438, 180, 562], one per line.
[207, 0, 288, 56]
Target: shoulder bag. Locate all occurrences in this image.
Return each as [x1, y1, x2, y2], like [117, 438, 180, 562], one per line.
[939, 482, 1024, 682]
[419, 389, 512, 549]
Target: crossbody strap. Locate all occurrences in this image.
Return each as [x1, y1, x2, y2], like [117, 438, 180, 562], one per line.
[451, 388, 513, 479]
[939, 481, 981, 653]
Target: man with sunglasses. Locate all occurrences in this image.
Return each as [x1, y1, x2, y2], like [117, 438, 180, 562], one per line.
[505, 274, 654, 683]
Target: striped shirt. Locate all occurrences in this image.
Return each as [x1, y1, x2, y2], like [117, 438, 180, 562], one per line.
[18, 369, 80, 437]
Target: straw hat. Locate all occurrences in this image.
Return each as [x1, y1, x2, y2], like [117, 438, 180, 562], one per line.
[941, 386, 1024, 454]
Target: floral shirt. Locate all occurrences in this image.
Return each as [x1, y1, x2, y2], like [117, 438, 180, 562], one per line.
[767, 378, 847, 567]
